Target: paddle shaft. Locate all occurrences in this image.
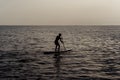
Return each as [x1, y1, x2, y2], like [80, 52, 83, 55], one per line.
[62, 43, 66, 50]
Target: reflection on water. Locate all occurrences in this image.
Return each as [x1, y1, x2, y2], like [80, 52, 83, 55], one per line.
[54, 54, 61, 80]
[0, 25, 120, 80]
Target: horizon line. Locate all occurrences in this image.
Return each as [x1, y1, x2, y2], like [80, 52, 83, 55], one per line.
[0, 24, 120, 26]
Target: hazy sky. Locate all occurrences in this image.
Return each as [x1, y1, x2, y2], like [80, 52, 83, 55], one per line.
[0, 0, 120, 25]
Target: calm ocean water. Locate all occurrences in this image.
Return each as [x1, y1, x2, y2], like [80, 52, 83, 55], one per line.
[0, 25, 120, 80]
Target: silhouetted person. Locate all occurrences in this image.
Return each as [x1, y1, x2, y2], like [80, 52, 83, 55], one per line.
[54, 33, 63, 52]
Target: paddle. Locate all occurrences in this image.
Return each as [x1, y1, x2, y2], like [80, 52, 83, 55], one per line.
[62, 42, 66, 51]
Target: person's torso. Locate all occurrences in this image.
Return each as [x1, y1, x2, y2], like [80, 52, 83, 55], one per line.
[55, 36, 60, 42]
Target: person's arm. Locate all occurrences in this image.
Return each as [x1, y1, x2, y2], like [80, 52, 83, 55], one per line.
[60, 37, 64, 43]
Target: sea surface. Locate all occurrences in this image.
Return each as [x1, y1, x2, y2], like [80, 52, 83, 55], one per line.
[0, 25, 120, 80]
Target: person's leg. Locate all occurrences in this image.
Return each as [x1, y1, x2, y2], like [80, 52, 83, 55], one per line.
[58, 44, 60, 52]
[55, 45, 57, 52]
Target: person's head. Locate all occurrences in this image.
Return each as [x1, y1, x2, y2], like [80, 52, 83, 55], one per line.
[58, 33, 62, 36]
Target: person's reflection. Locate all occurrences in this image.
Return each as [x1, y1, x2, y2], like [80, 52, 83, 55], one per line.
[54, 54, 61, 80]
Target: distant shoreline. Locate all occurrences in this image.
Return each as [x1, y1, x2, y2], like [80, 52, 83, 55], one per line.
[0, 25, 120, 27]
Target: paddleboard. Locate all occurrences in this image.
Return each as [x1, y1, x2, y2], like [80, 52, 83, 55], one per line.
[43, 49, 72, 54]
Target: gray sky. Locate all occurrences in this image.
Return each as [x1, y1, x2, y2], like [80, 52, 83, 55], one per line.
[0, 0, 120, 25]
